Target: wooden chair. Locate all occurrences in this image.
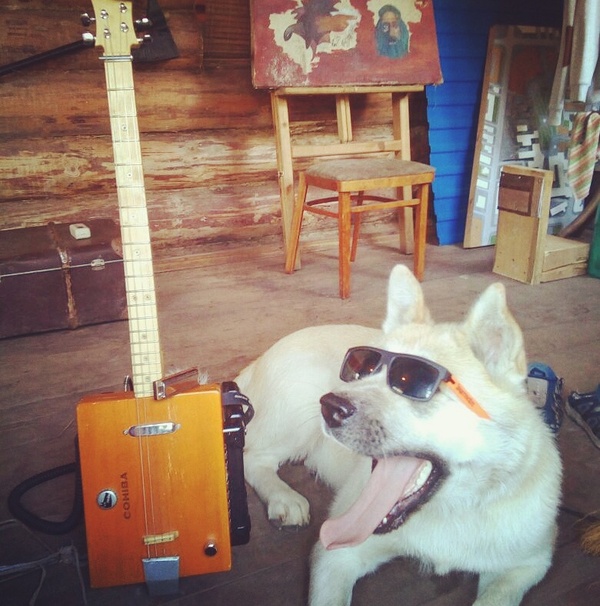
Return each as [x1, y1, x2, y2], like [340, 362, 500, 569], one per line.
[271, 86, 435, 299]
[284, 157, 435, 298]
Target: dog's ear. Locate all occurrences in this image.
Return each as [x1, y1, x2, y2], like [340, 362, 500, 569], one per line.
[463, 283, 527, 384]
[382, 265, 432, 333]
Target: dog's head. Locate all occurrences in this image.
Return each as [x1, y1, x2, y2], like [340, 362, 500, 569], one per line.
[319, 265, 540, 550]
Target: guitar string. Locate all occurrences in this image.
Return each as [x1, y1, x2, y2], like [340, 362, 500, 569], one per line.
[120, 22, 178, 561]
[108, 5, 184, 566]
[122, 54, 157, 560]
[107, 19, 155, 561]
[129, 58, 156, 560]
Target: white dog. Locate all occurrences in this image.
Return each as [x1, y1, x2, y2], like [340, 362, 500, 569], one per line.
[236, 265, 561, 606]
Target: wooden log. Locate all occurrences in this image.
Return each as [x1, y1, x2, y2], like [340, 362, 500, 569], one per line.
[0, 67, 273, 138]
[0, 128, 278, 202]
[1, 69, 425, 141]
[0, 177, 397, 255]
[1, 0, 193, 9]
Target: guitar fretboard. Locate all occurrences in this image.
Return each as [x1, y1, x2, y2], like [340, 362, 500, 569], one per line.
[104, 58, 162, 398]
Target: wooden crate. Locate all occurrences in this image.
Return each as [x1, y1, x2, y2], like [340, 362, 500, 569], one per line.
[493, 165, 589, 284]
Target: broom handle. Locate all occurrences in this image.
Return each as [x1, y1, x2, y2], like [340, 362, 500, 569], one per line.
[0, 37, 93, 77]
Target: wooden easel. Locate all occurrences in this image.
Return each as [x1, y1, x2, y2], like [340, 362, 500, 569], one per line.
[270, 85, 424, 263]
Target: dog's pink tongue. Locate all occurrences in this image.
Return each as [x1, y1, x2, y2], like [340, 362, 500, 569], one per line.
[320, 456, 425, 550]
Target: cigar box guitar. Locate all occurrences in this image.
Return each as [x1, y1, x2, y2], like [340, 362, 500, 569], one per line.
[76, 1, 251, 595]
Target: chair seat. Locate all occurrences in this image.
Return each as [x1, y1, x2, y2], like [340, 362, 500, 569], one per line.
[305, 158, 435, 189]
[286, 156, 435, 298]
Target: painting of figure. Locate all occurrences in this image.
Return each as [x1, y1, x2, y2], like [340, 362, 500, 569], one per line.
[251, 0, 442, 88]
[375, 4, 409, 58]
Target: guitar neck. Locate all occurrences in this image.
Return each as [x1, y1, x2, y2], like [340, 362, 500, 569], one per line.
[103, 57, 162, 397]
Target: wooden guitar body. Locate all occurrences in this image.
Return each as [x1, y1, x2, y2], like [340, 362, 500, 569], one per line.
[77, 382, 232, 589]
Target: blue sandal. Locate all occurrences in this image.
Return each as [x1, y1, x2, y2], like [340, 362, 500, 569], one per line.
[527, 363, 564, 434]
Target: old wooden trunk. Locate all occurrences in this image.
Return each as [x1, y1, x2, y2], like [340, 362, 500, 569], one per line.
[0, 219, 126, 338]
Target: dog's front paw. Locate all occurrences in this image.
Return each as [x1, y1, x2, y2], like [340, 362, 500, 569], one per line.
[267, 490, 310, 529]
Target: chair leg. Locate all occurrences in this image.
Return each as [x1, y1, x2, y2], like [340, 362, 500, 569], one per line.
[285, 172, 307, 273]
[350, 191, 364, 262]
[413, 183, 430, 281]
[338, 192, 352, 298]
[398, 185, 415, 255]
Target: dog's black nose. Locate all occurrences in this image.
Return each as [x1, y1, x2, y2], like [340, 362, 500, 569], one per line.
[320, 393, 356, 428]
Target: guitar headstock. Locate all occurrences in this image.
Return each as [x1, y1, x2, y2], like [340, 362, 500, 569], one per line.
[88, 1, 140, 58]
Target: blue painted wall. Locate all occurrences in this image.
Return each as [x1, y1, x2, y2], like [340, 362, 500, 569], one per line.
[427, 0, 562, 244]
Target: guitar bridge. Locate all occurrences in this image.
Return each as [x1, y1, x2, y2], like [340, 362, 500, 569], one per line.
[143, 530, 179, 546]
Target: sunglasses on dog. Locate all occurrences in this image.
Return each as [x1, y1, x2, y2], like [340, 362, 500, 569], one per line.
[340, 347, 490, 419]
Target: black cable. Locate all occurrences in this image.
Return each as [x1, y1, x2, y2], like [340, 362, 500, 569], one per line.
[7, 443, 83, 535]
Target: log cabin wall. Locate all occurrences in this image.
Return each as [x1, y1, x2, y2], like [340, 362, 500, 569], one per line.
[0, 0, 430, 266]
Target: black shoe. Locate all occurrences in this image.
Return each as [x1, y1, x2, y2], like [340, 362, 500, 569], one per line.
[568, 390, 600, 405]
[566, 386, 600, 450]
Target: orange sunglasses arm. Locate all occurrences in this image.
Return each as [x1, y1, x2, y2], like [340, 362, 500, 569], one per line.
[446, 376, 491, 420]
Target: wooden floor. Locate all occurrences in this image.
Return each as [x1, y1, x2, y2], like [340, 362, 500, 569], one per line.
[1, 238, 600, 605]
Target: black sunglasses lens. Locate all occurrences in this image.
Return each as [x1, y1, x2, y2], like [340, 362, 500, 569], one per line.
[341, 349, 383, 381]
[389, 357, 440, 400]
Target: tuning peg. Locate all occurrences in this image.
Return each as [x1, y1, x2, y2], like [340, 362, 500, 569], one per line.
[81, 32, 95, 46]
[80, 12, 96, 27]
[135, 17, 153, 32]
